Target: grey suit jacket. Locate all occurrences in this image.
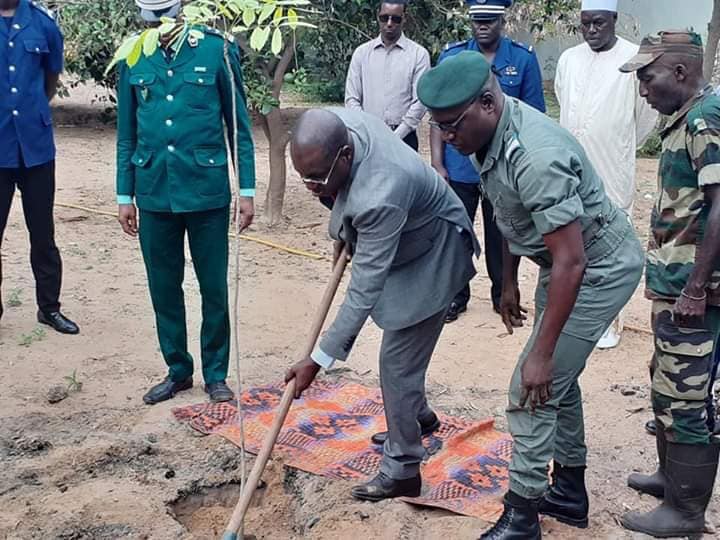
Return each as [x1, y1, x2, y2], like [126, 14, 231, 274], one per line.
[319, 107, 480, 361]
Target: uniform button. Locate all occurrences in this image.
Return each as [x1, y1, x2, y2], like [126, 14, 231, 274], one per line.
[138, 78, 144, 84]
[166, 94, 174, 102]
[167, 69, 174, 77]
[12, 110, 18, 116]
[11, 87, 17, 93]
[209, 159, 215, 164]
[165, 119, 173, 126]
[8, 41, 14, 48]
[12, 23, 20, 30]
[167, 145, 175, 152]
[9, 65, 15, 72]
[35, 47, 40, 53]
[198, 78, 204, 84]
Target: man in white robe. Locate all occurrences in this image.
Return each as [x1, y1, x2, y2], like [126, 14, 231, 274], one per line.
[555, 0, 657, 348]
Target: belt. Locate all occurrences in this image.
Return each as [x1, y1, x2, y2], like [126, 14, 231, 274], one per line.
[528, 205, 629, 269]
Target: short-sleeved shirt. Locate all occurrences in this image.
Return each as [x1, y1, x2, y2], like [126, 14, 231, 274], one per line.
[439, 36, 546, 184]
[0, 0, 63, 168]
[645, 85, 720, 306]
[471, 98, 615, 261]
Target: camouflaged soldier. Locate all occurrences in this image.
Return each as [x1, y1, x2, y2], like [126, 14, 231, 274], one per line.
[618, 31, 720, 539]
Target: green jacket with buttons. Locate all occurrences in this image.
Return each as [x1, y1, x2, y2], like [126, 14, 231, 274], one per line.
[115, 28, 255, 213]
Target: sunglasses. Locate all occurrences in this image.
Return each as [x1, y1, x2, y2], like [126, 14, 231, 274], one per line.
[378, 14, 403, 24]
[429, 98, 477, 133]
[301, 147, 344, 186]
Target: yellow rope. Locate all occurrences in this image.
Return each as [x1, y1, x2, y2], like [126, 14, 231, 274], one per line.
[55, 201, 330, 261]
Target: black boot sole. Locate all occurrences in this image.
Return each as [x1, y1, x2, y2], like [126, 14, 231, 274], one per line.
[351, 484, 421, 502]
[620, 517, 703, 540]
[539, 508, 588, 529]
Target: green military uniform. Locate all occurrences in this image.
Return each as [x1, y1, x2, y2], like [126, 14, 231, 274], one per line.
[645, 84, 720, 445]
[470, 97, 644, 499]
[116, 28, 255, 385]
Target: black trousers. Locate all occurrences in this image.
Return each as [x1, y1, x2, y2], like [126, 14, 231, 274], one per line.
[0, 160, 62, 313]
[448, 180, 503, 309]
[402, 131, 419, 152]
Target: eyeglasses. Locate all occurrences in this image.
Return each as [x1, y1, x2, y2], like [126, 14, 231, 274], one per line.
[428, 98, 477, 133]
[378, 14, 403, 24]
[301, 147, 344, 186]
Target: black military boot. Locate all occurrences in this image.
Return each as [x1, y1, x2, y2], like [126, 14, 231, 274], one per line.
[480, 491, 541, 539]
[627, 422, 667, 498]
[621, 441, 720, 538]
[538, 464, 589, 528]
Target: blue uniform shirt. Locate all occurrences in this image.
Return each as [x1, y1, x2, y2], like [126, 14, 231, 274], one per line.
[438, 35, 546, 183]
[0, 0, 63, 168]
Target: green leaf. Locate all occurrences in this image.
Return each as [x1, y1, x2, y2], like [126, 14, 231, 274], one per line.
[158, 22, 176, 34]
[250, 25, 271, 50]
[278, 21, 315, 29]
[189, 29, 205, 40]
[273, 6, 283, 25]
[258, 3, 275, 23]
[127, 33, 145, 67]
[287, 8, 298, 28]
[105, 34, 140, 76]
[231, 25, 248, 33]
[242, 7, 255, 26]
[143, 28, 159, 57]
[271, 27, 282, 55]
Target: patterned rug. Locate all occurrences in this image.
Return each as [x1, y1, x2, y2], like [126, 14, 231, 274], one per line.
[172, 381, 512, 520]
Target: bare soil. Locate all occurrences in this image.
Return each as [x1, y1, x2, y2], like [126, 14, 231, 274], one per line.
[1, 93, 716, 539]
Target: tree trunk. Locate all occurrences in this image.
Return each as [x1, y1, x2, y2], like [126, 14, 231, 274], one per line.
[262, 108, 290, 226]
[705, 0, 720, 81]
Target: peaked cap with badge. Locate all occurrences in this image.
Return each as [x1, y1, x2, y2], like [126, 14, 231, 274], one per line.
[467, 0, 512, 20]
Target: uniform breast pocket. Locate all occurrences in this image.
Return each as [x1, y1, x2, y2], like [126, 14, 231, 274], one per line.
[129, 73, 158, 110]
[23, 39, 49, 67]
[183, 73, 216, 110]
[193, 147, 228, 196]
[499, 74, 521, 96]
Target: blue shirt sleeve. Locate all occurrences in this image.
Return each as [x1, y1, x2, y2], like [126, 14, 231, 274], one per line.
[43, 19, 64, 74]
[519, 50, 546, 113]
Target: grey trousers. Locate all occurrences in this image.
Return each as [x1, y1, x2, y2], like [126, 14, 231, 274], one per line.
[507, 218, 644, 499]
[379, 308, 447, 480]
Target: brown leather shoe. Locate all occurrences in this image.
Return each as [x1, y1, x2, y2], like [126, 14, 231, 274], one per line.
[351, 472, 421, 502]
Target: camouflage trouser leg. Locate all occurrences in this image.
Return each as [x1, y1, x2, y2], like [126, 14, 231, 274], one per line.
[651, 300, 720, 444]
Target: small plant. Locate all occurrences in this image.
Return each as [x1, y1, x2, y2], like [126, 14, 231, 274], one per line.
[18, 327, 47, 347]
[7, 288, 22, 308]
[64, 370, 84, 393]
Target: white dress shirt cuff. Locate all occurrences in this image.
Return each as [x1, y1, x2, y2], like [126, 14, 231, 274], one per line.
[394, 122, 412, 140]
[117, 195, 133, 205]
[311, 348, 336, 369]
[239, 189, 256, 198]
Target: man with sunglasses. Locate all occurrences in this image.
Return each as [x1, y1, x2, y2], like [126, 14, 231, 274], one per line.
[285, 107, 478, 502]
[345, 0, 430, 151]
[431, 0, 545, 323]
[419, 51, 644, 538]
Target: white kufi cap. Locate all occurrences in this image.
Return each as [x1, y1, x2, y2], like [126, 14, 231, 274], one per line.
[581, 0, 618, 11]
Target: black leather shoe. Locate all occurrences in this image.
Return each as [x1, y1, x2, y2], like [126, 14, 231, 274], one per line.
[205, 381, 235, 403]
[143, 377, 193, 405]
[371, 412, 441, 445]
[37, 310, 79, 334]
[539, 464, 589, 528]
[444, 302, 467, 323]
[645, 419, 657, 436]
[351, 472, 421, 502]
[480, 491, 542, 539]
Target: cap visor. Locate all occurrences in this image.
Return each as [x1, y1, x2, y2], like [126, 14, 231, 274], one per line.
[619, 51, 661, 72]
[136, 0, 179, 10]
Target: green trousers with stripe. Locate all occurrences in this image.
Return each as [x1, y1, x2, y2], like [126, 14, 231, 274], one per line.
[139, 206, 230, 385]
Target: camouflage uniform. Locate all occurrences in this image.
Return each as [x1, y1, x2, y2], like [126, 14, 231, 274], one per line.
[648, 84, 720, 444]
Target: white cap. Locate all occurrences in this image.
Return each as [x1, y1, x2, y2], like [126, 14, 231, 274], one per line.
[136, 0, 181, 21]
[581, 0, 618, 11]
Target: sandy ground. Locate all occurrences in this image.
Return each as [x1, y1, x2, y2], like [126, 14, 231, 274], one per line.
[0, 93, 716, 539]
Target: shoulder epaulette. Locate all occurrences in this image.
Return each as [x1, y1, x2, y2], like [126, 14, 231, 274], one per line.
[444, 39, 470, 51]
[202, 26, 235, 43]
[30, 1, 55, 20]
[511, 39, 533, 53]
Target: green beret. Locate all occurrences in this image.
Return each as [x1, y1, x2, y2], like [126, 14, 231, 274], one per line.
[418, 51, 491, 110]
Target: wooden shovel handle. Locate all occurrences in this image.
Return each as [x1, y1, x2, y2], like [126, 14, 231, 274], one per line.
[222, 248, 350, 540]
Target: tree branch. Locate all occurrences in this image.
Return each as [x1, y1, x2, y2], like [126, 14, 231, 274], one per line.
[271, 36, 296, 99]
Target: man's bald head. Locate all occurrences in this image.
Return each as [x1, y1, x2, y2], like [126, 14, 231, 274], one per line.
[291, 109, 354, 199]
[292, 109, 350, 164]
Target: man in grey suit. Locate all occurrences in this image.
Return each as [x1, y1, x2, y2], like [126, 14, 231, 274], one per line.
[285, 108, 478, 501]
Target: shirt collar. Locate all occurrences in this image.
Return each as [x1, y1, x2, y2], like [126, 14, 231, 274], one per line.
[661, 83, 716, 137]
[479, 98, 514, 174]
[373, 33, 408, 50]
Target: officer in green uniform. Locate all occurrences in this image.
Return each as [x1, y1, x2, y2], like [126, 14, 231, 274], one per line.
[418, 51, 644, 538]
[115, 0, 255, 405]
[617, 31, 720, 539]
